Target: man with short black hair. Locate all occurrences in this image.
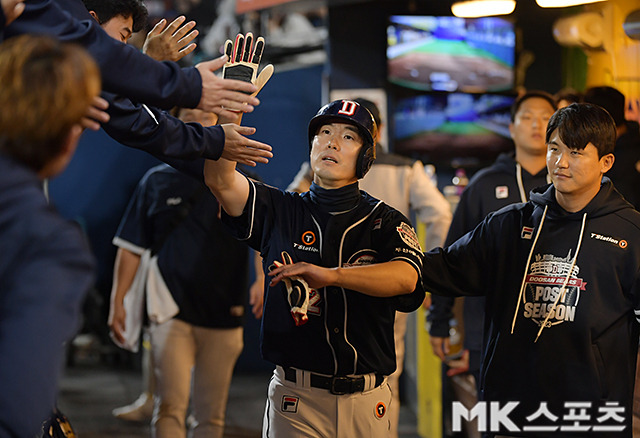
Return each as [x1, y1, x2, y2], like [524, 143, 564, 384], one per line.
[423, 103, 640, 437]
[205, 99, 425, 436]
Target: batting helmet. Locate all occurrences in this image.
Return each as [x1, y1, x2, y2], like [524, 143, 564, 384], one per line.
[308, 99, 378, 178]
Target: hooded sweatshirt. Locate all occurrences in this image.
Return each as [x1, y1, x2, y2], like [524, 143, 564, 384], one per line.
[429, 152, 549, 358]
[424, 178, 640, 437]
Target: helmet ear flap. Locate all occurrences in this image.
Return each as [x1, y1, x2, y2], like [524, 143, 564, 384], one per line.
[356, 143, 376, 178]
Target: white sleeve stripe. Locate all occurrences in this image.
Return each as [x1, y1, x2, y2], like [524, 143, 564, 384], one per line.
[390, 256, 423, 279]
[142, 104, 159, 125]
[238, 178, 256, 241]
[112, 236, 146, 255]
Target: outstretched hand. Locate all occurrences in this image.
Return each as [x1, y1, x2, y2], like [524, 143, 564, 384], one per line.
[81, 96, 110, 131]
[143, 16, 198, 62]
[196, 55, 259, 118]
[220, 124, 272, 166]
[2, 0, 24, 26]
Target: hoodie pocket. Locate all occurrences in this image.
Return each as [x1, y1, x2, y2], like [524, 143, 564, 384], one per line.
[591, 343, 608, 399]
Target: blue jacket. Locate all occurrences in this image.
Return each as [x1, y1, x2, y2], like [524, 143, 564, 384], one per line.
[5, 0, 202, 109]
[102, 92, 225, 161]
[0, 154, 95, 437]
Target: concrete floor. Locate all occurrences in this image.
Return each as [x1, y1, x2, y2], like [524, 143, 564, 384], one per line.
[57, 342, 421, 438]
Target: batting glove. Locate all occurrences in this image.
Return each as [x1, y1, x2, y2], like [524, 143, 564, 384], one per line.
[269, 251, 310, 326]
[222, 32, 274, 99]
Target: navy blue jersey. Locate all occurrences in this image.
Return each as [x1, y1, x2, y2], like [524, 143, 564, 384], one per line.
[114, 165, 249, 328]
[223, 179, 424, 376]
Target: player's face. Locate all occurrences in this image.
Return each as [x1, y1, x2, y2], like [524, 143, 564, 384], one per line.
[310, 122, 363, 189]
[547, 129, 613, 209]
[101, 14, 133, 43]
[510, 97, 556, 157]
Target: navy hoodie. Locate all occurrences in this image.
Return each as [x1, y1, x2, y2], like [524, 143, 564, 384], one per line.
[424, 178, 640, 436]
[429, 152, 549, 357]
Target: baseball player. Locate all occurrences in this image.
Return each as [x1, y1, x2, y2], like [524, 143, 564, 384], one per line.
[204, 99, 425, 437]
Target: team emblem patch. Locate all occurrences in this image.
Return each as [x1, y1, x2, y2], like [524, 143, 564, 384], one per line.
[374, 402, 386, 419]
[396, 222, 422, 252]
[495, 186, 509, 199]
[521, 226, 534, 240]
[281, 395, 299, 413]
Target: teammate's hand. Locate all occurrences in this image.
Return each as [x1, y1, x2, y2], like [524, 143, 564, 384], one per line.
[249, 278, 264, 319]
[429, 335, 450, 362]
[196, 55, 259, 119]
[81, 96, 110, 131]
[143, 16, 198, 62]
[445, 349, 470, 377]
[108, 300, 127, 345]
[222, 32, 273, 99]
[2, 0, 25, 26]
[220, 124, 272, 166]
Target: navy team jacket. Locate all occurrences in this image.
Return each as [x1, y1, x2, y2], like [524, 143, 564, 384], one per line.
[5, 0, 202, 110]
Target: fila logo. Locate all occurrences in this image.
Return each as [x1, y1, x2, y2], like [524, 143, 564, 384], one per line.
[338, 100, 358, 116]
[521, 226, 534, 240]
[281, 395, 299, 413]
[495, 186, 509, 199]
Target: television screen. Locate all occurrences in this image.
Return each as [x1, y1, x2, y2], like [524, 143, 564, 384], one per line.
[387, 15, 515, 93]
[392, 92, 515, 162]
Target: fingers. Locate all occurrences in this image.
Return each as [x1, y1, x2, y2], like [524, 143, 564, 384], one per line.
[198, 54, 227, 72]
[81, 96, 110, 130]
[165, 15, 187, 36]
[147, 18, 167, 38]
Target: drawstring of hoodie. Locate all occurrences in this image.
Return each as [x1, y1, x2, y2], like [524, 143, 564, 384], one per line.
[511, 205, 548, 334]
[515, 163, 552, 204]
[534, 212, 587, 342]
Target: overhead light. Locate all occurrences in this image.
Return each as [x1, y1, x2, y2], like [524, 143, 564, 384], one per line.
[451, 0, 516, 18]
[536, 0, 606, 8]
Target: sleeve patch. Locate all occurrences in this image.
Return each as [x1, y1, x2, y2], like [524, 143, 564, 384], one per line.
[397, 222, 422, 252]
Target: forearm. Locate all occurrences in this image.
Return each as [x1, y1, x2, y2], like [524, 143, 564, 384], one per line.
[203, 158, 249, 217]
[8, 0, 201, 109]
[110, 247, 141, 306]
[334, 260, 418, 297]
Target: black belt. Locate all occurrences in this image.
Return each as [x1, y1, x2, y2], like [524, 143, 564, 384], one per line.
[283, 367, 384, 395]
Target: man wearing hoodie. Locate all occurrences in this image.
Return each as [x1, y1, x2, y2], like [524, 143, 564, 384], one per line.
[429, 91, 556, 385]
[423, 102, 640, 437]
[584, 86, 640, 210]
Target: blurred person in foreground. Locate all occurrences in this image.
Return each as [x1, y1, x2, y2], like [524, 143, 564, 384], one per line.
[0, 34, 100, 437]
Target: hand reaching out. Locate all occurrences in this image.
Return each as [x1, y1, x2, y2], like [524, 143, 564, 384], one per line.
[220, 124, 272, 166]
[143, 16, 198, 62]
[196, 55, 259, 118]
[1, 0, 24, 26]
[81, 96, 110, 131]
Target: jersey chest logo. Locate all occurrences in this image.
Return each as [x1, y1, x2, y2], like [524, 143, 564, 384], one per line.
[293, 230, 319, 253]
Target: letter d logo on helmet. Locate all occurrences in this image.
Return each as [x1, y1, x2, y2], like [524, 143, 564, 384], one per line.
[308, 100, 378, 178]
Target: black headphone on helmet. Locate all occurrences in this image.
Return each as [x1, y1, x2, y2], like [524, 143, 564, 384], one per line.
[308, 100, 378, 179]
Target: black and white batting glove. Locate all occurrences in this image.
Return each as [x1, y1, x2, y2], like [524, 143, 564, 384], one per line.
[222, 33, 274, 100]
[269, 251, 310, 326]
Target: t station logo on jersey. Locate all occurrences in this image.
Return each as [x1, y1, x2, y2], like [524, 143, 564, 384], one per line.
[522, 251, 587, 327]
[293, 230, 319, 253]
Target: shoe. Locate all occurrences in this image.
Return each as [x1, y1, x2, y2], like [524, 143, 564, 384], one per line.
[112, 392, 153, 422]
